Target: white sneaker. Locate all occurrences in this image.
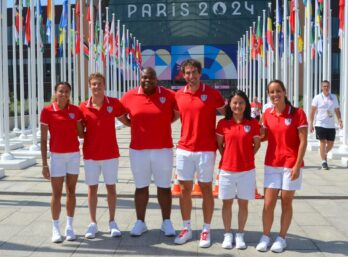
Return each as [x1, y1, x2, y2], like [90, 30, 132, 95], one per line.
[109, 221, 122, 237]
[256, 234, 271, 252]
[65, 226, 76, 241]
[221, 233, 233, 249]
[174, 228, 192, 245]
[199, 230, 211, 248]
[52, 226, 63, 243]
[130, 220, 148, 236]
[271, 236, 287, 253]
[85, 223, 98, 239]
[160, 219, 176, 237]
[235, 232, 246, 249]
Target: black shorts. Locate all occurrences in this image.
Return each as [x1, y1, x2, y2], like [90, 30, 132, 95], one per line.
[315, 126, 336, 141]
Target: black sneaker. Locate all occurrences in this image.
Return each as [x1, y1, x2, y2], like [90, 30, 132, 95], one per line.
[321, 162, 329, 170]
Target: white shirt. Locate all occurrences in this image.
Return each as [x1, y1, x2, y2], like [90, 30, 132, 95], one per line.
[311, 93, 339, 128]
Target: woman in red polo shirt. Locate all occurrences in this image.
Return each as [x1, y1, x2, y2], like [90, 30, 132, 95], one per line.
[256, 80, 308, 253]
[216, 90, 261, 249]
[41, 82, 83, 243]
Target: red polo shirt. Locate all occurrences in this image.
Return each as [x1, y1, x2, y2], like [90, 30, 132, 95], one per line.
[263, 105, 308, 168]
[175, 83, 225, 152]
[216, 118, 260, 172]
[121, 86, 175, 150]
[80, 96, 126, 160]
[40, 102, 82, 153]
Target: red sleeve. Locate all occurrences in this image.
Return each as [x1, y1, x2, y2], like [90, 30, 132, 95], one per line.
[79, 102, 87, 122]
[297, 108, 308, 128]
[252, 119, 261, 137]
[216, 119, 225, 136]
[40, 107, 49, 125]
[214, 89, 225, 109]
[114, 98, 126, 117]
[174, 91, 179, 111]
[120, 93, 129, 113]
[262, 109, 269, 128]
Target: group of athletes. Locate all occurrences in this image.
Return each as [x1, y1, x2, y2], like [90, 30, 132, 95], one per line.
[40, 58, 342, 253]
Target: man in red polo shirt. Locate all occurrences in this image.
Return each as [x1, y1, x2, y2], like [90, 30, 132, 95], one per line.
[120, 67, 178, 237]
[80, 73, 126, 239]
[174, 59, 225, 248]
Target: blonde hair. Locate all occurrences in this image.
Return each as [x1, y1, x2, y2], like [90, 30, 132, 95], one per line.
[88, 73, 105, 85]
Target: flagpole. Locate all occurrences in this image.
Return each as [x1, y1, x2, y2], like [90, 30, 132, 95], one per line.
[237, 40, 240, 90]
[117, 20, 121, 98]
[67, 0, 72, 85]
[304, 0, 312, 117]
[36, 0, 44, 136]
[244, 33, 248, 94]
[322, 0, 328, 80]
[12, 5, 19, 132]
[283, 0, 288, 88]
[262, 9, 266, 105]
[18, 0, 27, 138]
[314, 0, 319, 96]
[249, 27, 252, 99]
[29, 0, 38, 149]
[327, 8, 332, 83]
[293, 0, 299, 107]
[0, 0, 4, 142]
[340, 0, 348, 151]
[111, 14, 117, 97]
[1, 0, 13, 158]
[72, 8, 78, 105]
[122, 25, 126, 96]
[275, 0, 280, 79]
[89, 0, 94, 75]
[51, 0, 56, 96]
[105, 7, 110, 95]
[79, 0, 85, 101]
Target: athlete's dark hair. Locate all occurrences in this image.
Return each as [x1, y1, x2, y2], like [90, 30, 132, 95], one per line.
[52, 82, 72, 103]
[225, 90, 251, 120]
[267, 79, 296, 114]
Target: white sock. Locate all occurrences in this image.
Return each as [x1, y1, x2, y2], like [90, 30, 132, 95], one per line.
[67, 216, 73, 228]
[322, 160, 327, 163]
[203, 223, 210, 232]
[183, 220, 191, 230]
[52, 219, 60, 228]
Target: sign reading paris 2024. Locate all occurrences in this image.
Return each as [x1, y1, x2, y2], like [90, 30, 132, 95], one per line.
[109, 0, 268, 45]
[108, 1, 268, 80]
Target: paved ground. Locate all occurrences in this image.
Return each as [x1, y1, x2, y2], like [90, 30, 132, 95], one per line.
[0, 120, 348, 257]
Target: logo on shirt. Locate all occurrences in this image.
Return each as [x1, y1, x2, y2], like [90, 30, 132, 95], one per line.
[159, 97, 166, 104]
[69, 113, 75, 119]
[200, 94, 208, 102]
[107, 106, 113, 113]
[285, 118, 292, 126]
[244, 125, 251, 133]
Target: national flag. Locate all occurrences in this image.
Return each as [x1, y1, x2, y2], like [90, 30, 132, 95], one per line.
[46, 0, 53, 43]
[38, 0, 45, 51]
[338, 0, 345, 49]
[103, 20, 110, 61]
[276, 0, 284, 57]
[267, 5, 274, 51]
[14, 1, 20, 44]
[109, 17, 115, 57]
[256, 17, 263, 58]
[75, 3, 81, 54]
[83, 41, 89, 59]
[24, 5, 30, 46]
[251, 25, 257, 59]
[290, 0, 295, 33]
[58, 0, 68, 57]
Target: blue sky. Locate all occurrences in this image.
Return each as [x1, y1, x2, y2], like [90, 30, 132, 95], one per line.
[7, 0, 76, 7]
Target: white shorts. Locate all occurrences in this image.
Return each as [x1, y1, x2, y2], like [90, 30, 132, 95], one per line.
[84, 158, 119, 185]
[130, 148, 173, 188]
[264, 166, 302, 191]
[176, 148, 215, 183]
[50, 152, 80, 177]
[218, 169, 256, 200]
